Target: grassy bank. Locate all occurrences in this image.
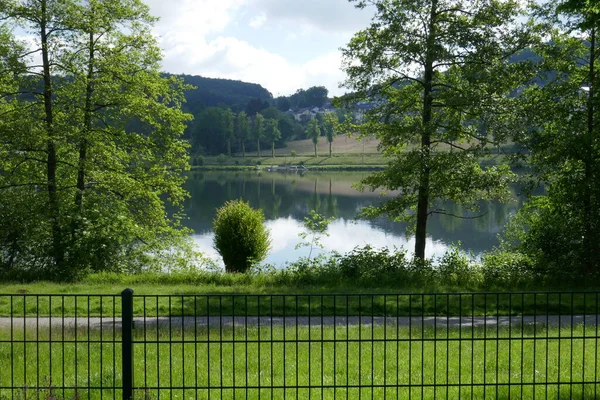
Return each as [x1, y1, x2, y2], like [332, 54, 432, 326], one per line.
[194, 154, 387, 170]
[193, 152, 509, 171]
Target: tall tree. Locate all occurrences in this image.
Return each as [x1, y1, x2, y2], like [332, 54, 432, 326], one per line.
[340, 0, 535, 260]
[193, 108, 227, 154]
[223, 108, 235, 157]
[265, 118, 281, 158]
[508, 0, 600, 278]
[322, 112, 338, 157]
[306, 118, 321, 157]
[235, 111, 250, 157]
[0, 0, 192, 278]
[252, 113, 265, 157]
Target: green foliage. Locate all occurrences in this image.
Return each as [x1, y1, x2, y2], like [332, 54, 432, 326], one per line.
[296, 211, 334, 260]
[306, 119, 321, 157]
[340, 0, 536, 259]
[196, 155, 205, 166]
[480, 250, 538, 289]
[508, 5, 600, 278]
[192, 107, 231, 154]
[322, 112, 338, 157]
[252, 113, 265, 157]
[265, 118, 281, 158]
[235, 111, 250, 157]
[0, 0, 193, 280]
[216, 154, 227, 165]
[290, 150, 297, 157]
[213, 200, 271, 273]
[176, 74, 272, 113]
[281, 86, 329, 109]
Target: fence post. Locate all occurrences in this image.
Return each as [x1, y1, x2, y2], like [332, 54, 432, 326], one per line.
[121, 288, 134, 400]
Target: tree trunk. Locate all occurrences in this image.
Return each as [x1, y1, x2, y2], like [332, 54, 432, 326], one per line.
[271, 142, 275, 158]
[583, 26, 596, 277]
[257, 139, 261, 157]
[76, 29, 95, 212]
[314, 143, 317, 157]
[227, 139, 231, 157]
[329, 141, 332, 158]
[242, 141, 246, 158]
[41, 0, 64, 270]
[415, 0, 437, 261]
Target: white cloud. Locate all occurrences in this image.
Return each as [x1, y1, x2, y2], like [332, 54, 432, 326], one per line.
[248, 0, 372, 34]
[160, 33, 347, 96]
[145, 0, 247, 37]
[249, 13, 267, 29]
[143, 0, 366, 96]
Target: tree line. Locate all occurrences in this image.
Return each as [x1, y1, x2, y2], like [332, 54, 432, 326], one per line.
[190, 104, 342, 157]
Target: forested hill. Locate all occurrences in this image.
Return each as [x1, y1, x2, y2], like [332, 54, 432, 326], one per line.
[168, 74, 273, 113]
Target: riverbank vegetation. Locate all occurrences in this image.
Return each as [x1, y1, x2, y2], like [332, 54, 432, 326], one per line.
[1, 245, 595, 297]
[1, 0, 599, 286]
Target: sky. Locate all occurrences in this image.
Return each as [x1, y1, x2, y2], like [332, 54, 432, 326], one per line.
[143, 0, 374, 97]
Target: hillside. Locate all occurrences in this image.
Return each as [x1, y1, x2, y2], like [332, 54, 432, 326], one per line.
[168, 74, 273, 113]
[274, 135, 381, 156]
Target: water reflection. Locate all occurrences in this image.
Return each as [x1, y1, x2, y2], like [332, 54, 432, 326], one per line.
[184, 171, 524, 266]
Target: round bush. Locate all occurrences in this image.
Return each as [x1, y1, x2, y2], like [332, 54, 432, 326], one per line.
[213, 200, 271, 273]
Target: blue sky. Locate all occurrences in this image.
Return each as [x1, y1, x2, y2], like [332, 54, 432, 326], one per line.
[144, 0, 374, 97]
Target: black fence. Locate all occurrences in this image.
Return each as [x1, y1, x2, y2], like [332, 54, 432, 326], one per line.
[1, 290, 600, 399]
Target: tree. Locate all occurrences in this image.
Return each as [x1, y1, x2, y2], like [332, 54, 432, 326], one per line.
[193, 107, 227, 154]
[235, 111, 250, 157]
[276, 96, 291, 111]
[306, 118, 321, 157]
[222, 108, 235, 157]
[507, 0, 600, 278]
[265, 118, 281, 158]
[0, 0, 192, 279]
[245, 97, 269, 116]
[213, 200, 271, 273]
[340, 0, 535, 260]
[304, 86, 329, 108]
[322, 113, 338, 157]
[252, 113, 265, 157]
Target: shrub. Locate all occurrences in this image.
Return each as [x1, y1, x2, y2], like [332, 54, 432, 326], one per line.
[216, 154, 227, 165]
[213, 200, 271, 273]
[196, 155, 205, 166]
[436, 245, 481, 288]
[481, 250, 538, 289]
[290, 150, 297, 157]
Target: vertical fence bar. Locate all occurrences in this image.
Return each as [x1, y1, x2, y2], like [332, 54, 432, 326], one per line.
[121, 288, 134, 400]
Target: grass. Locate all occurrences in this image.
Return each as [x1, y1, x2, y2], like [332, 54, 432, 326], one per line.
[198, 153, 388, 169]
[1, 289, 600, 319]
[1, 324, 598, 399]
[196, 147, 510, 171]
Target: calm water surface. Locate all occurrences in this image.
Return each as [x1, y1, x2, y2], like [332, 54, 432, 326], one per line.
[183, 170, 525, 267]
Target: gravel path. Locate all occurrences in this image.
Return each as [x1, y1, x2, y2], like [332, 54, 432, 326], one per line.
[1, 315, 599, 330]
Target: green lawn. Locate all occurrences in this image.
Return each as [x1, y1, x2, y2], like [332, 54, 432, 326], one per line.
[1, 291, 599, 318]
[1, 324, 598, 399]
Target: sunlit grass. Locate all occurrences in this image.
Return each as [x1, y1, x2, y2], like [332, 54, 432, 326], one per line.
[1, 324, 599, 399]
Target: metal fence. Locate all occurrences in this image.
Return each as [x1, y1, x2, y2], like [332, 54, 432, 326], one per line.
[1, 290, 600, 399]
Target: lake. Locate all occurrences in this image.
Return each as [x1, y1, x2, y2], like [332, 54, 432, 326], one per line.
[183, 170, 526, 267]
